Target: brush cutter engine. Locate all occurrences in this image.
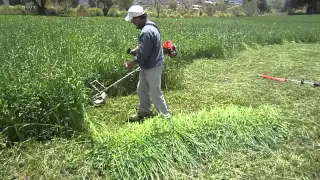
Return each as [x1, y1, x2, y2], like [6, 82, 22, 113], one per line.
[162, 40, 178, 57]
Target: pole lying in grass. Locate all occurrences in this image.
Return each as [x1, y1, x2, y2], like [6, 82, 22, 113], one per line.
[258, 74, 320, 87]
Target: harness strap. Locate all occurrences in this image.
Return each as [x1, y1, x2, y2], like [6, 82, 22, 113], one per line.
[145, 23, 160, 34]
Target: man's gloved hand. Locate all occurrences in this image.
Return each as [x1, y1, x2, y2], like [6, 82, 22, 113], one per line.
[127, 47, 138, 56]
[130, 50, 136, 56]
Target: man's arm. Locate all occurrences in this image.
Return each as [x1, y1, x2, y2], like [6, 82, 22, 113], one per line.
[133, 31, 153, 67]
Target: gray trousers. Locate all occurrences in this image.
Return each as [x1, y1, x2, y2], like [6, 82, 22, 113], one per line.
[137, 64, 171, 118]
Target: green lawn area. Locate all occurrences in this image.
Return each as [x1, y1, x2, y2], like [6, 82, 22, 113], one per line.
[1, 43, 319, 179]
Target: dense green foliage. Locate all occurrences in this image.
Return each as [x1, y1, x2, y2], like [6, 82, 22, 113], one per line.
[0, 15, 320, 142]
[1, 43, 320, 179]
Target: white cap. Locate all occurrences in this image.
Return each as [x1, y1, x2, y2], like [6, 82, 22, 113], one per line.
[125, 5, 145, 21]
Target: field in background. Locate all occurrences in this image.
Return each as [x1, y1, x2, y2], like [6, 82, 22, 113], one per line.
[0, 15, 320, 179]
[1, 15, 320, 142]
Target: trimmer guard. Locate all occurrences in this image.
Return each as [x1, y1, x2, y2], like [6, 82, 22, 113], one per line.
[90, 67, 141, 106]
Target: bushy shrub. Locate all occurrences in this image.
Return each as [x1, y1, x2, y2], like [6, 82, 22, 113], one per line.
[75, 5, 88, 16]
[169, 12, 183, 18]
[178, 8, 190, 16]
[201, 12, 209, 17]
[295, 9, 305, 14]
[214, 12, 233, 18]
[108, 8, 119, 17]
[0, 5, 25, 15]
[159, 12, 168, 18]
[289, 9, 306, 15]
[10, 5, 25, 14]
[88, 8, 103, 16]
[55, 7, 65, 16]
[55, 7, 76, 16]
[235, 12, 246, 17]
[148, 11, 158, 17]
[182, 13, 193, 18]
[118, 10, 127, 18]
[46, 6, 57, 16]
[228, 4, 246, 16]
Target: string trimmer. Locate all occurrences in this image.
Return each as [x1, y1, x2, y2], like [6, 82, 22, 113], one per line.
[90, 40, 179, 107]
[258, 74, 320, 87]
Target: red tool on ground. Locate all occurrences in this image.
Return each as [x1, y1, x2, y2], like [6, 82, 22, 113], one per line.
[258, 74, 320, 87]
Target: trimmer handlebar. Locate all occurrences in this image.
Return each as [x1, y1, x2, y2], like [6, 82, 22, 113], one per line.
[127, 48, 136, 56]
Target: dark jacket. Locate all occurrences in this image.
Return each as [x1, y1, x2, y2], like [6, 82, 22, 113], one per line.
[133, 20, 164, 69]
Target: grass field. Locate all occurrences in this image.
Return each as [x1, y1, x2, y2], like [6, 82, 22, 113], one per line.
[1, 15, 320, 179]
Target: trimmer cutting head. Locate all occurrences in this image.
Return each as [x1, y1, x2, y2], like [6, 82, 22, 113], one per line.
[90, 67, 141, 107]
[90, 79, 108, 106]
[92, 92, 107, 106]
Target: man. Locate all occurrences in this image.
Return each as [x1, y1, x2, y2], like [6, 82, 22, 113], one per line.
[124, 5, 172, 122]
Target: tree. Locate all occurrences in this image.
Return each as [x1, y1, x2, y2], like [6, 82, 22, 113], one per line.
[70, 0, 79, 8]
[57, 0, 79, 8]
[180, 0, 191, 9]
[31, 0, 48, 14]
[97, 0, 114, 16]
[285, 0, 320, 13]
[9, 0, 23, 5]
[118, 0, 133, 10]
[300, 0, 320, 14]
[243, 0, 260, 15]
[168, 0, 178, 11]
[153, 0, 161, 17]
[258, 0, 271, 12]
[89, 0, 97, 7]
[269, 0, 285, 11]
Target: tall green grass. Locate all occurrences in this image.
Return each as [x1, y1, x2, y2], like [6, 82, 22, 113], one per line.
[0, 15, 319, 142]
[88, 105, 288, 179]
[0, 43, 319, 179]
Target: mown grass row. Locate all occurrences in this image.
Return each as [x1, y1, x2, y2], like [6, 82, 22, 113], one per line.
[0, 105, 289, 179]
[87, 105, 288, 179]
[0, 15, 319, 142]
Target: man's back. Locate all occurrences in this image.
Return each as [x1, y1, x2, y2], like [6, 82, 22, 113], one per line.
[136, 20, 164, 69]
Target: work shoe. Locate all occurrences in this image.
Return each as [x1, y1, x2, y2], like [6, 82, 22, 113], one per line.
[163, 113, 172, 120]
[128, 114, 147, 123]
[128, 111, 158, 123]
